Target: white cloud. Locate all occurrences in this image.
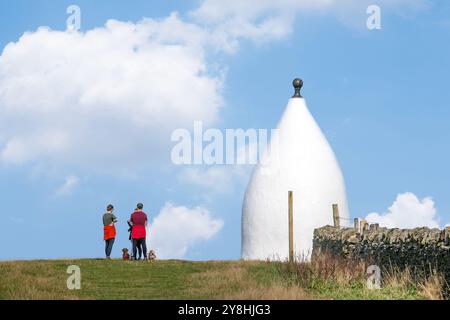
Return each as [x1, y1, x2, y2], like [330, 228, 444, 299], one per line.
[0, 13, 223, 173]
[190, 0, 429, 51]
[177, 165, 250, 194]
[177, 139, 257, 194]
[54, 175, 79, 196]
[0, 1, 429, 175]
[190, 0, 326, 52]
[147, 202, 223, 258]
[365, 192, 440, 229]
[178, 166, 236, 193]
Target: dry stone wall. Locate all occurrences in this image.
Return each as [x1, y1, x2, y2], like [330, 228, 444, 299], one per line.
[313, 225, 450, 284]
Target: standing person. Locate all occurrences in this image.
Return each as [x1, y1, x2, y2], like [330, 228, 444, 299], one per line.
[103, 204, 118, 259]
[129, 203, 148, 260]
[127, 219, 134, 259]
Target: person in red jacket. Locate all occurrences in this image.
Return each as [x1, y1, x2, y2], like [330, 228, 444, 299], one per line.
[129, 203, 148, 260]
[102, 204, 118, 259]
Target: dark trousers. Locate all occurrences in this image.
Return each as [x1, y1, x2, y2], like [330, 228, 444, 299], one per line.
[133, 238, 147, 259]
[105, 238, 115, 258]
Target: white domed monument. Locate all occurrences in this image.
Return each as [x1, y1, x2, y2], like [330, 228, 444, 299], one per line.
[242, 78, 349, 261]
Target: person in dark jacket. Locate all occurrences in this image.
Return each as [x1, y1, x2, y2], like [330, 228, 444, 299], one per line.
[127, 219, 134, 259]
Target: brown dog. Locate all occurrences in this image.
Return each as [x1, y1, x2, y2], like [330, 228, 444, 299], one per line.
[122, 248, 130, 260]
[147, 250, 156, 262]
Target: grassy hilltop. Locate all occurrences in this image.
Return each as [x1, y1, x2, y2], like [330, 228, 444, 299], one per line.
[0, 257, 443, 300]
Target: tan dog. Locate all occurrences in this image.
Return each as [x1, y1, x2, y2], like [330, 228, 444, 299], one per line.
[147, 250, 156, 262]
[122, 248, 130, 260]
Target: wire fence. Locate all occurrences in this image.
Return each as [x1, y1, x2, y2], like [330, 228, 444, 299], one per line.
[337, 216, 380, 228]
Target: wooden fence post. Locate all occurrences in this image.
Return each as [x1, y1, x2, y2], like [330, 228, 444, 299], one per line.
[332, 204, 340, 228]
[354, 218, 359, 233]
[288, 191, 294, 263]
[360, 219, 368, 232]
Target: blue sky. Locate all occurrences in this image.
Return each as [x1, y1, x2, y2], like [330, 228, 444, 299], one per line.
[0, 0, 449, 260]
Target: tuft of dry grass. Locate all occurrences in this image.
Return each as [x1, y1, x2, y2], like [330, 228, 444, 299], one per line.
[187, 262, 308, 300]
[227, 284, 308, 300]
[417, 273, 445, 300]
[276, 252, 446, 300]
[278, 253, 369, 288]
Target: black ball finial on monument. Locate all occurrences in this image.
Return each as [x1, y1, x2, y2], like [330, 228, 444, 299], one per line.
[292, 78, 303, 98]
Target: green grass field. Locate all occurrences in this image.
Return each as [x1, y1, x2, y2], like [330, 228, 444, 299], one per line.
[0, 258, 442, 300]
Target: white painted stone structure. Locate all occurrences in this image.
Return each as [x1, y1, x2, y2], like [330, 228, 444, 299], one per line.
[242, 79, 349, 260]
